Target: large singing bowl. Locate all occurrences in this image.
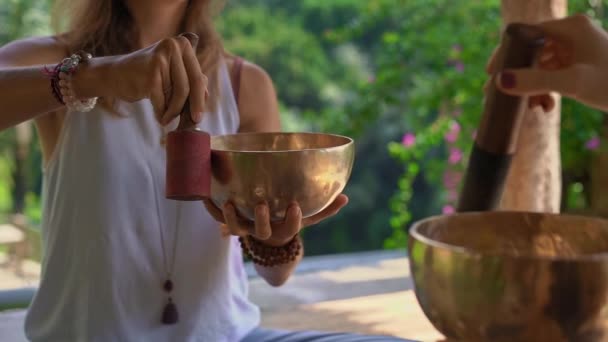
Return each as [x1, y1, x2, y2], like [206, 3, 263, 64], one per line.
[209, 132, 354, 221]
[409, 211, 608, 342]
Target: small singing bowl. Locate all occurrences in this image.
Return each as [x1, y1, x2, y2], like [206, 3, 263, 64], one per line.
[209, 132, 355, 222]
[408, 211, 608, 342]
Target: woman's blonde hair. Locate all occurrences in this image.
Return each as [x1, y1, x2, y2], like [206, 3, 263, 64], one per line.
[52, 0, 226, 112]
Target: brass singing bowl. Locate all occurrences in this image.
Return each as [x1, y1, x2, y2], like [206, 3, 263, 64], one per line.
[209, 132, 355, 221]
[409, 211, 608, 342]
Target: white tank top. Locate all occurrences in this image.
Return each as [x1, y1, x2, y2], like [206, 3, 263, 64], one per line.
[24, 61, 260, 341]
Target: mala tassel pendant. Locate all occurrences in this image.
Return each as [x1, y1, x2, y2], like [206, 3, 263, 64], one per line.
[162, 297, 179, 324]
[161, 279, 178, 324]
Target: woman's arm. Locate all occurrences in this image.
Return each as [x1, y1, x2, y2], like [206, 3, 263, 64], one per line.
[236, 62, 281, 133]
[0, 37, 70, 131]
[234, 61, 302, 286]
[205, 60, 348, 287]
[0, 33, 209, 132]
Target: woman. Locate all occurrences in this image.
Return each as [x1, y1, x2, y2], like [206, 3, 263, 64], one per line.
[0, 0, 411, 341]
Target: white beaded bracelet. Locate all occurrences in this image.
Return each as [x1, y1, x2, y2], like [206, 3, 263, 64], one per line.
[57, 52, 98, 113]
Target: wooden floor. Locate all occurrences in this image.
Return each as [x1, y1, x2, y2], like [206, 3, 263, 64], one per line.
[248, 251, 443, 341]
[0, 250, 443, 341]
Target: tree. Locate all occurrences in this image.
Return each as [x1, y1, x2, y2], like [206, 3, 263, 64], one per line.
[499, 0, 567, 213]
[217, 4, 357, 113]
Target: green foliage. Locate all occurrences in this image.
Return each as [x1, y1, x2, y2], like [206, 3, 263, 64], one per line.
[338, 0, 608, 248]
[3, 0, 608, 258]
[219, 0, 401, 255]
[386, 118, 451, 248]
[0, 0, 52, 42]
[334, 0, 501, 248]
[218, 5, 334, 111]
[0, 150, 13, 212]
[0, 0, 390, 255]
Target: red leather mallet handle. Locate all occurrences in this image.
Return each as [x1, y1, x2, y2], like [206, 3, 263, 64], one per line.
[165, 33, 211, 201]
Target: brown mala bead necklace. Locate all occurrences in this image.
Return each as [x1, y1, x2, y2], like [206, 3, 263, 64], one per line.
[153, 185, 183, 325]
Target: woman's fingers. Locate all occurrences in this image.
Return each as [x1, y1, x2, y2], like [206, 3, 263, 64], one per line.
[495, 64, 589, 99]
[153, 33, 208, 125]
[537, 14, 594, 44]
[218, 196, 349, 242]
[161, 39, 190, 125]
[528, 94, 555, 112]
[202, 198, 225, 223]
[150, 64, 167, 123]
[183, 49, 208, 123]
[178, 34, 207, 123]
[302, 194, 349, 227]
[281, 204, 302, 238]
[220, 203, 273, 240]
[223, 202, 250, 236]
[220, 224, 231, 237]
[258, 204, 302, 246]
[254, 204, 272, 240]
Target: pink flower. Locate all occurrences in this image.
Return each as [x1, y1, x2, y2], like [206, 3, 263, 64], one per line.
[444, 121, 461, 143]
[443, 173, 453, 188]
[447, 189, 459, 202]
[454, 61, 464, 73]
[443, 170, 463, 188]
[446, 58, 464, 73]
[448, 147, 462, 164]
[585, 137, 600, 150]
[442, 205, 455, 215]
[368, 75, 376, 84]
[445, 131, 458, 143]
[402, 133, 416, 147]
[472, 130, 477, 139]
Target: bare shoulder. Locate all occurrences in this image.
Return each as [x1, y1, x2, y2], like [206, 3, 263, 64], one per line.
[227, 57, 280, 132]
[241, 60, 272, 86]
[224, 55, 273, 87]
[0, 36, 67, 67]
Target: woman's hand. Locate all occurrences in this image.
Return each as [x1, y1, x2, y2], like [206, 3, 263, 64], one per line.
[203, 194, 349, 247]
[72, 32, 208, 125]
[487, 14, 608, 112]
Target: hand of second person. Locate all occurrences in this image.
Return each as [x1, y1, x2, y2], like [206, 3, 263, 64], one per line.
[203, 194, 349, 247]
[486, 14, 608, 112]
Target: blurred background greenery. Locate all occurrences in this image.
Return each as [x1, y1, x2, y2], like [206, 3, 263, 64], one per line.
[0, 0, 607, 262]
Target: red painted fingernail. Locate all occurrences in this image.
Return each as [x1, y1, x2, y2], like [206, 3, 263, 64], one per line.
[499, 72, 516, 89]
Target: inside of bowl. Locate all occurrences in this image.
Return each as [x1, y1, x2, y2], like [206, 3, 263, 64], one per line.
[414, 212, 608, 258]
[211, 132, 351, 152]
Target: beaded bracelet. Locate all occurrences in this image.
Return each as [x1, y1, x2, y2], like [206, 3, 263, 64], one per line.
[44, 51, 98, 112]
[238, 234, 302, 267]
